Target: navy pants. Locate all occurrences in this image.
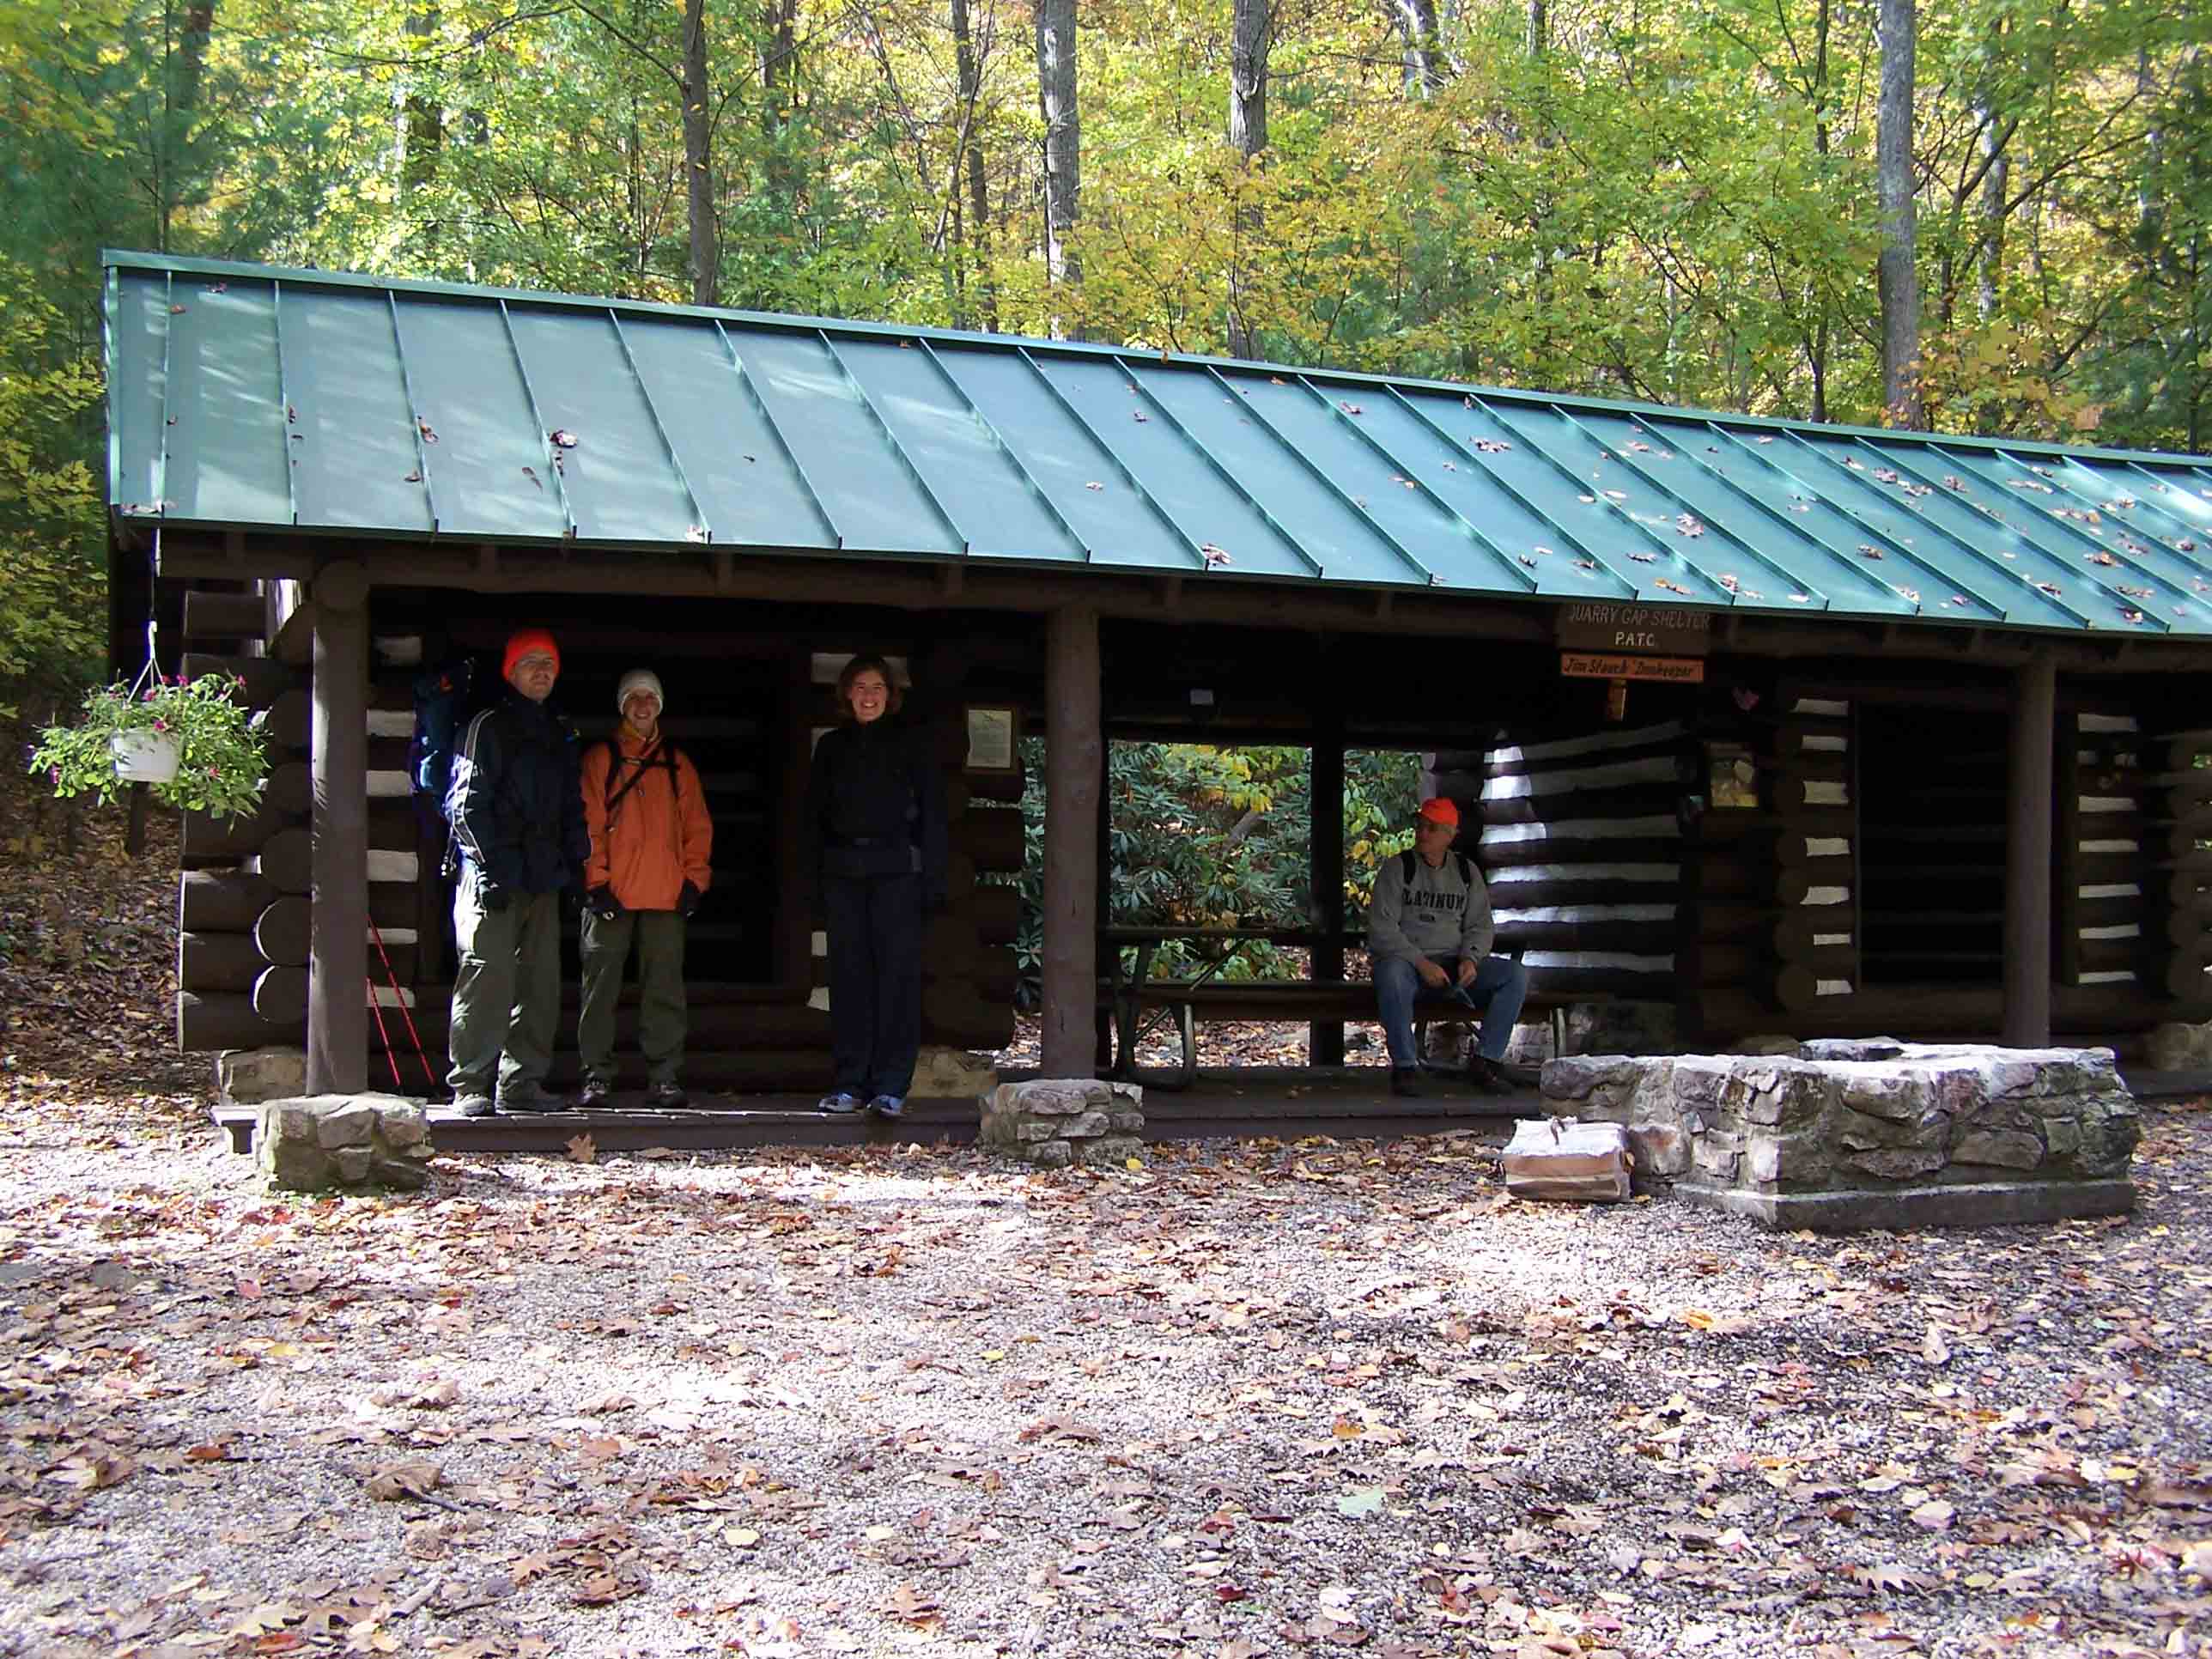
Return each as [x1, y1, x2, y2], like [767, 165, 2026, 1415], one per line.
[823, 872, 923, 1098]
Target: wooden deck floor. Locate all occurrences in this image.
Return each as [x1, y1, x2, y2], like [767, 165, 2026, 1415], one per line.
[214, 1067, 1529, 1155]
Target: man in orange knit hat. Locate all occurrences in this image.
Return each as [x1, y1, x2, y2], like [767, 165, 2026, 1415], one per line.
[445, 627, 588, 1117]
[575, 668, 713, 1109]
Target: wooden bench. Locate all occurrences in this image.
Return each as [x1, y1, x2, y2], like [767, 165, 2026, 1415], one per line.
[1101, 971, 1596, 1091]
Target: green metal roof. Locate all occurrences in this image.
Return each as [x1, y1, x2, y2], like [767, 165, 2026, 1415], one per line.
[106, 250, 2212, 638]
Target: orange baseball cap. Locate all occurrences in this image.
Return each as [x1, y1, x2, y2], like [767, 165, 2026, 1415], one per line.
[502, 627, 561, 680]
[1417, 796, 1459, 827]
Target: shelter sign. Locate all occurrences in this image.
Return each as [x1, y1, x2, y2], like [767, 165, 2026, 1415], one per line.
[1556, 602, 1713, 658]
[1559, 652, 1706, 684]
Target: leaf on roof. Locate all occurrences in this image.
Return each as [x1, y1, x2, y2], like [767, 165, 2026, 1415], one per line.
[1394, 476, 1416, 489]
[2179, 539, 2198, 552]
[1442, 461, 1458, 471]
[1942, 475, 1966, 490]
[1200, 543, 1231, 568]
[1757, 435, 1774, 445]
[2118, 584, 2153, 598]
[1085, 481, 1104, 491]
[1788, 593, 1810, 603]
[286, 403, 297, 424]
[1603, 489, 1627, 501]
[1516, 555, 1538, 568]
[1674, 514, 1705, 538]
[1339, 401, 1364, 416]
[684, 526, 708, 543]
[1579, 494, 1595, 503]
[1947, 594, 1970, 606]
[1627, 552, 1656, 562]
[402, 471, 421, 483]
[1532, 546, 1554, 556]
[1574, 558, 1597, 570]
[169, 304, 186, 314]
[2087, 552, 2118, 566]
[2121, 608, 2146, 623]
[1472, 438, 1511, 453]
[1896, 586, 1921, 603]
[521, 465, 541, 487]
[1857, 544, 1885, 560]
[2033, 580, 2063, 597]
[550, 428, 580, 448]
[417, 418, 439, 443]
[1654, 578, 1690, 593]
[1132, 410, 1149, 422]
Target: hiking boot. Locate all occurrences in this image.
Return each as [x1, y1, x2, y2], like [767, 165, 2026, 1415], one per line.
[1467, 1055, 1517, 1097]
[867, 1094, 906, 1121]
[818, 1091, 865, 1115]
[497, 1081, 568, 1114]
[576, 1077, 611, 1109]
[1389, 1067, 1424, 1098]
[454, 1093, 495, 1119]
[645, 1080, 689, 1109]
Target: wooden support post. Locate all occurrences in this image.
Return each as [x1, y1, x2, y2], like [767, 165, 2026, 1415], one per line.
[1309, 734, 1346, 1065]
[308, 560, 370, 1095]
[1042, 604, 1102, 1079]
[2002, 654, 2057, 1048]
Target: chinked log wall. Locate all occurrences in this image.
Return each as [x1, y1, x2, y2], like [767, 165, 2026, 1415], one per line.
[1685, 693, 1856, 1039]
[2138, 724, 2212, 1006]
[1431, 719, 1692, 1004]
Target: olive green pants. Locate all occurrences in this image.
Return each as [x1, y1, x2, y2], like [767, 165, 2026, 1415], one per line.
[447, 881, 562, 1100]
[577, 908, 689, 1086]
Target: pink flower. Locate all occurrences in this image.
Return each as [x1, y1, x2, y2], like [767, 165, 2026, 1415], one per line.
[152, 719, 168, 732]
[143, 687, 160, 702]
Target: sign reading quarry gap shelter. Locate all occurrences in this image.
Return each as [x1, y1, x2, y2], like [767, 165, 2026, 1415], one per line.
[1555, 602, 1711, 685]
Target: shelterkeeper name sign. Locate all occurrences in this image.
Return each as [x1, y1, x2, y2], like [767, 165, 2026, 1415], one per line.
[1559, 652, 1706, 684]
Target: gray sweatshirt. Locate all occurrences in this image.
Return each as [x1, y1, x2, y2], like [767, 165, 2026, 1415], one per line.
[1366, 851, 1494, 965]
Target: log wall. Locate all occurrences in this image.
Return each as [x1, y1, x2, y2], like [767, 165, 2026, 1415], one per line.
[2143, 723, 2212, 1008]
[1435, 718, 1692, 1002]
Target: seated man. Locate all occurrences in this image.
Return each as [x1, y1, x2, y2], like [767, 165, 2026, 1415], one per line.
[1365, 796, 1528, 1097]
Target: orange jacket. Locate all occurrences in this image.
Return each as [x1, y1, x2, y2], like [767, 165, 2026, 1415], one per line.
[581, 732, 714, 911]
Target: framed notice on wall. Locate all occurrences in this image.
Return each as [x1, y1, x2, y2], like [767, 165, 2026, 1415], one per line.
[964, 705, 1018, 774]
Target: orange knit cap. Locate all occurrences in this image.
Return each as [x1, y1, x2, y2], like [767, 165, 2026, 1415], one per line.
[502, 628, 561, 681]
[1416, 796, 1460, 827]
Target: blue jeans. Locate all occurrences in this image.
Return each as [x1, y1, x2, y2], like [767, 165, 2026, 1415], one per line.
[1375, 954, 1530, 1068]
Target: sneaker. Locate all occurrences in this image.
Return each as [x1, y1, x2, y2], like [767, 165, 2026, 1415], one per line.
[497, 1081, 568, 1114]
[576, 1077, 611, 1109]
[817, 1091, 865, 1115]
[1467, 1055, 1517, 1097]
[454, 1093, 495, 1118]
[645, 1080, 689, 1109]
[866, 1094, 906, 1120]
[1389, 1067, 1424, 1098]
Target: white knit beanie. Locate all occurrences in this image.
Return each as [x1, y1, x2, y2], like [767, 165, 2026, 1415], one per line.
[616, 668, 665, 714]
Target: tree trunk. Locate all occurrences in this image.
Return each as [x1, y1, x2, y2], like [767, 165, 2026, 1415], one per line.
[951, 0, 997, 331]
[760, 0, 798, 204]
[1390, 0, 1443, 98]
[683, 0, 718, 307]
[177, 0, 216, 121]
[400, 3, 442, 202]
[1975, 98, 2008, 322]
[1226, 0, 1271, 358]
[1876, 0, 1923, 427]
[1036, 0, 1082, 329]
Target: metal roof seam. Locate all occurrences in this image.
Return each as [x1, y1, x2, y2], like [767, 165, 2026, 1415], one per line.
[710, 320, 843, 550]
[1012, 346, 1207, 568]
[1759, 428, 2027, 623]
[496, 299, 579, 539]
[1609, 410, 1838, 610]
[1112, 356, 1327, 576]
[1381, 387, 1626, 598]
[607, 310, 713, 546]
[817, 331, 970, 555]
[1207, 366, 1437, 585]
[1476, 395, 1732, 605]
[1974, 447, 2195, 628]
[272, 282, 299, 526]
[385, 293, 441, 533]
[914, 339, 1090, 561]
[1852, 439, 2111, 629]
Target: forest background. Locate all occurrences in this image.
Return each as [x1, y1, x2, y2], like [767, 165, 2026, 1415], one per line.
[0, 0, 2205, 962]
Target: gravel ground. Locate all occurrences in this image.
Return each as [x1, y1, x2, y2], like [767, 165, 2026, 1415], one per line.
[0, 1094, 2208, 1659]
[1, 801, 2209, 1658]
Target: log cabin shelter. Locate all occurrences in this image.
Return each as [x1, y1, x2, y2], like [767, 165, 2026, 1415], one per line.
[104, 249, 2212, 1102]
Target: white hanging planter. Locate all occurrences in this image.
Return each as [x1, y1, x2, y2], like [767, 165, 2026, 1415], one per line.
[111, 729, 180, 784]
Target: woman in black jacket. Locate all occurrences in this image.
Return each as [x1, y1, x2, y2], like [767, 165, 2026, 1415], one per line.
[804, 654, 947, 1119]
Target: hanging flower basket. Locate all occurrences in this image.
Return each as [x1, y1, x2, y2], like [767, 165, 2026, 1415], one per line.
[28, 672, 271, 819]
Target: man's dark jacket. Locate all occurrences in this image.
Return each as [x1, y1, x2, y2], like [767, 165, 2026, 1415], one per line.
[447, 693, 589, 896]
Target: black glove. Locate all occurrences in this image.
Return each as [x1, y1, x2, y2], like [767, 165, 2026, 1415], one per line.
[678, 879, 702, 919]
[586, 885, 623, 921]
[479, 883, 512, 914]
